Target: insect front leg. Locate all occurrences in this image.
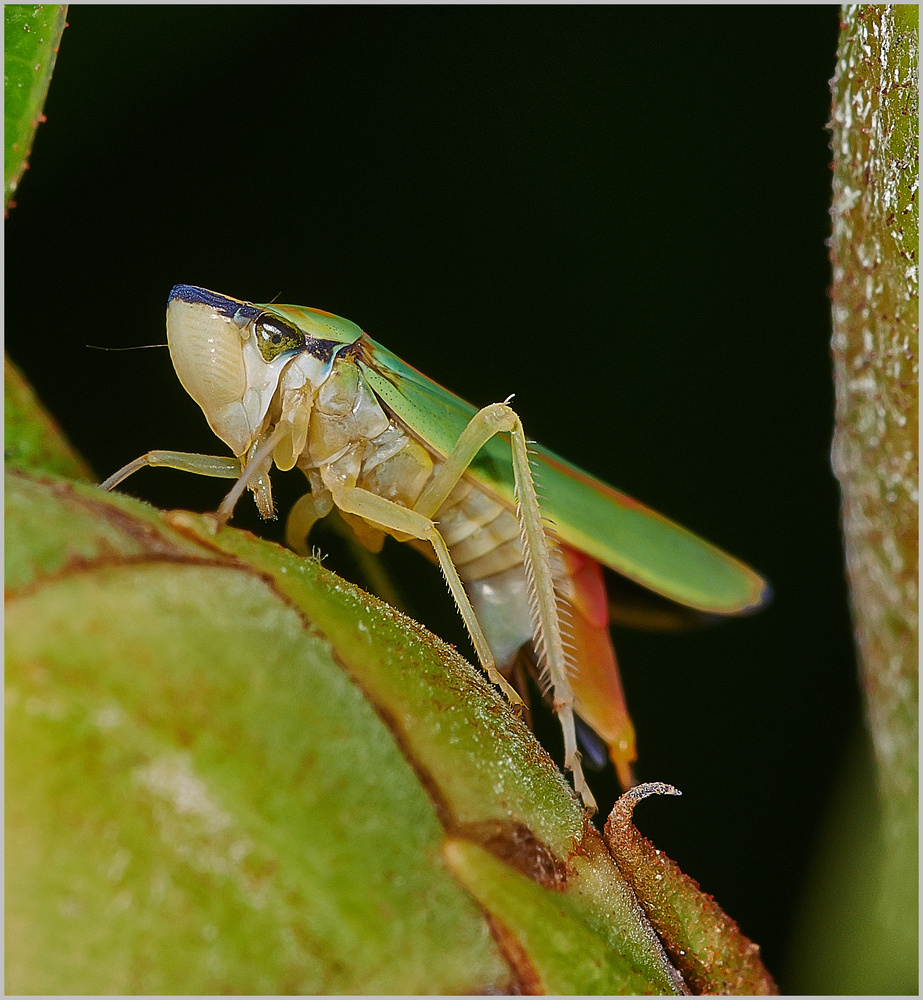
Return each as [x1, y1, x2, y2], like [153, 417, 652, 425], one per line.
[100, 451, 251, 519]
[411, 401, 595, 812]
[100, 451, 242, 492]
[101, 422, 289, 524]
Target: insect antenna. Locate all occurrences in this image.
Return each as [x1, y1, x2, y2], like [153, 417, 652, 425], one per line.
[85, 343, 168, 350]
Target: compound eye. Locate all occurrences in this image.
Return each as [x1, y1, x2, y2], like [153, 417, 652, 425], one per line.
[254, 313, 305, 361]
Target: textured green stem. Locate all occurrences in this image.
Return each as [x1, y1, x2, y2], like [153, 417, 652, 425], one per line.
[820, 4, 918, 991]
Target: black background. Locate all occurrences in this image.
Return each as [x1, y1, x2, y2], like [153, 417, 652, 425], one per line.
[6, 7, 856, 989]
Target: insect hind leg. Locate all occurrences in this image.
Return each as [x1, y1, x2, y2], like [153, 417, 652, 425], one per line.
[412, 401, 596, 811]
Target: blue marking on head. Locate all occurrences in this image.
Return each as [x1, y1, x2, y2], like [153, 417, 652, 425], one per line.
[168, 285, 261, 323]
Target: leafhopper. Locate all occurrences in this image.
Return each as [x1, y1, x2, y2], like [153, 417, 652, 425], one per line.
[102, 285, 769, 810]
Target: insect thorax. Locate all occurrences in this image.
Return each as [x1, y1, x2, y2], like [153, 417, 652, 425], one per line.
[282, 358, 522, 568]
[278, 354, 538, 667]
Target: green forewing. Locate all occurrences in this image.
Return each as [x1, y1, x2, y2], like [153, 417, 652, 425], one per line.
[358, 337, 767, 615]
[265, 303, 365, 346]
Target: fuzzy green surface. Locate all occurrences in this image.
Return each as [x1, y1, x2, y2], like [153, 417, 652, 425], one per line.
[6, 474, 512, 993]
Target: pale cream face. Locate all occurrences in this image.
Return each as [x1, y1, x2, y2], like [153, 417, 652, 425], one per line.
[166, 296, 330, 459]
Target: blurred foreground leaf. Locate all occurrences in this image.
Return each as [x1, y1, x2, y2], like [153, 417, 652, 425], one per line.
[5, 355, 92, 481]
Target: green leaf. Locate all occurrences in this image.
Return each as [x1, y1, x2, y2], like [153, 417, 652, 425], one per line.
[4, 4, 68, 210]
